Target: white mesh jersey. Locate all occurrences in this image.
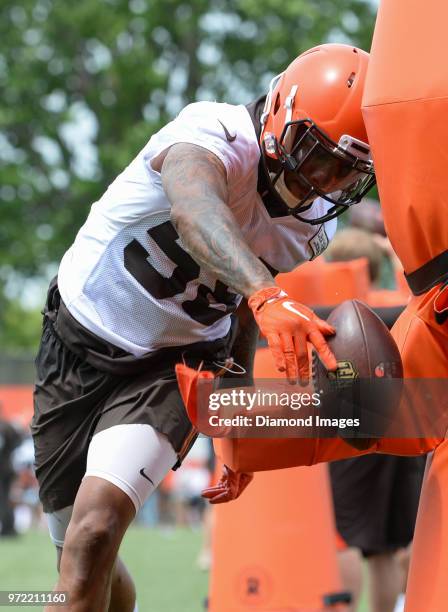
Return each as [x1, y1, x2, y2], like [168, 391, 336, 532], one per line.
[58, 101, 337, 356]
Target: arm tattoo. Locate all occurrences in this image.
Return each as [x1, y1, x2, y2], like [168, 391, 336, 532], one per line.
[161, 143, 274, 298]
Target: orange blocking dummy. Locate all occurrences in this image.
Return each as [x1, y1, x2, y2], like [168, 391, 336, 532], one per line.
[215, 255, 436, 473]
[208, 464, 348, 612]
[362, 1, 448, 609]
[208, 346, 354, 612]
[215, 260, 375, 474]
[275, 257, 370, 306]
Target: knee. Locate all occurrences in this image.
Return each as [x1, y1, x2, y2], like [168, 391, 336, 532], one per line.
[64, 507, 123, 561]
[56, 511, 124, 607]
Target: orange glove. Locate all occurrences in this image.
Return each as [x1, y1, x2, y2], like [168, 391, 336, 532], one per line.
[248, 286, 337, 383]
[201, 465, 253, 504]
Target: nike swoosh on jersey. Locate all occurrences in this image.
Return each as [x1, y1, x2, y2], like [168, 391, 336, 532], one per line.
[139, 468, 155, 486]
[282, 301, 310, 321]
[218, 119, 237, 142]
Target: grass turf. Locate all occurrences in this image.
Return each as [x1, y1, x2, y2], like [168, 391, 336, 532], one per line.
[0, 527, 208, 612]
[0, 527, 369, 611]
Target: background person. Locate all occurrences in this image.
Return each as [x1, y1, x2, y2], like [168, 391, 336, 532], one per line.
[0, 403, 22, 537]
[325, 220, 425, 612]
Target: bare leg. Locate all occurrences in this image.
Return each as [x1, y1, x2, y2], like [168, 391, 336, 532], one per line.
[46, 476, 135, 612]
[56, 548, 135, 612]
[197, 505, 214, 571]
[395, 544, 411, 593]
[108, 558, 136, 612]
[337, 547, 363, 612]
[368, 553, 402, 612]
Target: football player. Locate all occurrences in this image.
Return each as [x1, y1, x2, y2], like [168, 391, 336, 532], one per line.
[32, 43, 375, 611]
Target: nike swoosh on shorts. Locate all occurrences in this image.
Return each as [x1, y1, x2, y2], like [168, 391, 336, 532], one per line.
[139, 468, 155, 486]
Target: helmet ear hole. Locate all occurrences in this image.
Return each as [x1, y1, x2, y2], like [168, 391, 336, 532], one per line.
[273, 93, 281, 115]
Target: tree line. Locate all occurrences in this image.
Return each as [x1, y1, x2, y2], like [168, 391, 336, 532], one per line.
[0, 0, 376, 351]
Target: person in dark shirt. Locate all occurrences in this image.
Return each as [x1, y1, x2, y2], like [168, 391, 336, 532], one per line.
[0, 404, 22, 536]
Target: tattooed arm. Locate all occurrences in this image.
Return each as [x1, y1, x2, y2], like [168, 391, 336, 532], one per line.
[159, 143, 275, 298]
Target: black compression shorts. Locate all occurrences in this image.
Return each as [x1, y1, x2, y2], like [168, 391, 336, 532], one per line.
[330, 454, 426, 557]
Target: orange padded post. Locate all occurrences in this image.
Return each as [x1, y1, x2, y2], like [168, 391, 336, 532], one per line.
[208, 346, 354, 612]
[362, 0, 448, 278]
[208, 464, 347, 612]
[276, 258, 370, 306]
[362, 2, 448, 609]
[0, 385, 33, 425]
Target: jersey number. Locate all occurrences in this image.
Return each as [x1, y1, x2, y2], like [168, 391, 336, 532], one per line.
[124, 221, 237, 326]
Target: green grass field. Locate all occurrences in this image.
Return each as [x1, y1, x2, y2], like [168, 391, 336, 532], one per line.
[0, 527, 368, 611]
[0, 527, 208, 612]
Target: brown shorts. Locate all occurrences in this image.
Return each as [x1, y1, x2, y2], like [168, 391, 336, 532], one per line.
[32, 280, 233, 513]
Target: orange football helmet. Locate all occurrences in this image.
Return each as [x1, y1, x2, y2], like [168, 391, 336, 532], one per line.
[260, 43, 375, 224]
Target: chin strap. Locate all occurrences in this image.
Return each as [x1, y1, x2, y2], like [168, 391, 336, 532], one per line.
[291, 201, 352, 225]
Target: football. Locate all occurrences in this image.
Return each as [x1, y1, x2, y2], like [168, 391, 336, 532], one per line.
[312, 299, 403, 450]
